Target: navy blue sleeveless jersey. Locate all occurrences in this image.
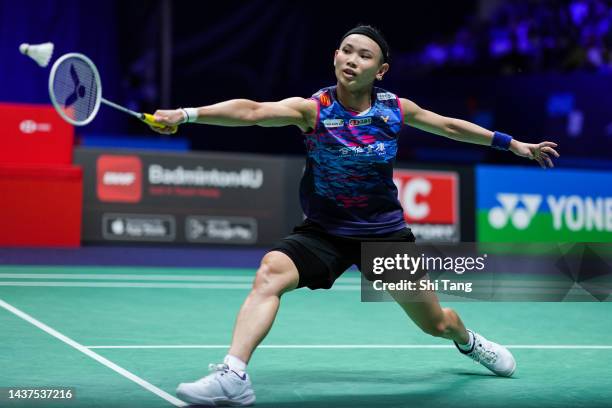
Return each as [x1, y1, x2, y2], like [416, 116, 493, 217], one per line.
[299, 85, 407, 236]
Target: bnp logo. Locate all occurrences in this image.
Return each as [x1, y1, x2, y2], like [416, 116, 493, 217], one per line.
[488, 193, 542, 230]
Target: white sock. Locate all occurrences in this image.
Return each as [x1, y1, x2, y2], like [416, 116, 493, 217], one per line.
[457, 330, 475, 351]
[224, 354, 247, 373]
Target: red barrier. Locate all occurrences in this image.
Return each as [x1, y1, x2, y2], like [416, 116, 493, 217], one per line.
[0, 103, 83, 246]
[0, 102, 74, 165]
[0, 165, 83, 247]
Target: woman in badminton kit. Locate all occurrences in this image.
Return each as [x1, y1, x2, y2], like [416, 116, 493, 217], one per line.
[150, 25, 559, 406]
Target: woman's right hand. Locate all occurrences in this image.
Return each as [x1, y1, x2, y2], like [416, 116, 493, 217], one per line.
[149, 109, 186, 134]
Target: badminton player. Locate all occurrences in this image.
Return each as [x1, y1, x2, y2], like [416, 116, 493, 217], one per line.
[150, 25, 559, 406]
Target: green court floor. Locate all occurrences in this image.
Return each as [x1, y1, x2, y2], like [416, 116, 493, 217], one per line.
[1, 266, 611, 407]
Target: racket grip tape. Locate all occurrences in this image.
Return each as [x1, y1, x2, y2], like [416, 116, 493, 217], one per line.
[142, 113, 178, 134]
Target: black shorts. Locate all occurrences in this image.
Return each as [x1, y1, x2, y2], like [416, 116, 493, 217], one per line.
[269, 219, 416, 290]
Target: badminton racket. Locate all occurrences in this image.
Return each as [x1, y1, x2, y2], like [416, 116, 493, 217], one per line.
[48, 53, 176, 133]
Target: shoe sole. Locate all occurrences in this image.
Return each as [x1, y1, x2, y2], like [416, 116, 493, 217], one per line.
[503, 359, 517, 377]
[176, 387, 255, 407]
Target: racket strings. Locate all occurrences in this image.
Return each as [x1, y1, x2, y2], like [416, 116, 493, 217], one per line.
[52, 57, 98, 123]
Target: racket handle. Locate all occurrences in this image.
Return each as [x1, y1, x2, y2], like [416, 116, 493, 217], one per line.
[142, 113, 178, 134]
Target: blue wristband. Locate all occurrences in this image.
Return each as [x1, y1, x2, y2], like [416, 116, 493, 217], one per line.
[492, 131, 512, 150]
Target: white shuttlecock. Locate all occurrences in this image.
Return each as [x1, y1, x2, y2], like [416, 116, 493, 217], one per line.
[19, 42, 54, 67]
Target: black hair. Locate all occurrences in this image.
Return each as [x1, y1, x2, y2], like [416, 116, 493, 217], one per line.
[340, 24, 390, 63]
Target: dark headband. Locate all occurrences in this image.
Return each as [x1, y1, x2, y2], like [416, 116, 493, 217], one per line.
[340, 26, 389, 63]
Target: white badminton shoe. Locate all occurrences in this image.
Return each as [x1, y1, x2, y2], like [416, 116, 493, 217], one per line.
[176, 363, 255, 406]
[455, 330, 516, 377]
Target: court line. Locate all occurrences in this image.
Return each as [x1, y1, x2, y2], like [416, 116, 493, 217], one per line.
[0, 282, 607, 297]
[84, 344, 612, 350]
[0, 273, 362, 284]
[0, 298, 187, 407]
[0, 273, 259, 282]
[0, 282, 360, 290]
[1, 281, 606, 296]
[0, 282, 253, 289]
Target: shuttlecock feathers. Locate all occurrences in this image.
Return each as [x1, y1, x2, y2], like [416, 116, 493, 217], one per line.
[19, 42, 54, 68]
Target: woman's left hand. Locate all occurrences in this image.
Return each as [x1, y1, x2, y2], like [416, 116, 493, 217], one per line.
[510, 141, 559, 168]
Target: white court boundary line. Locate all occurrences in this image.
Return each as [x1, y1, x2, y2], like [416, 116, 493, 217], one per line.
[0, 273, 259, 282]
[0, 282, 361, 290]
[0, 282, 253, 289]
[84, 344, 612, 350]
[0, 273, 362, 284]
[0, 298, 187, 407]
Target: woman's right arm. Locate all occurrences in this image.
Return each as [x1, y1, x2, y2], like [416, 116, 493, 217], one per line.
[151, 97, 317, 134]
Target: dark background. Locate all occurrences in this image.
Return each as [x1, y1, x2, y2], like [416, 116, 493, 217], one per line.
[2, 0, 612, 169]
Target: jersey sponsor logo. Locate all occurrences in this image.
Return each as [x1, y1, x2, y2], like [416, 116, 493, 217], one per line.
[377, 92, 395, 101]
[380, 115, 390, 123]
[339, 142, 387, 157]
[348, 117, 372, 127]
[97, 155, 142, 203]
[323, 118, 344, 128]
[393, 169, 459, 242]
[319, 92, 331, 107]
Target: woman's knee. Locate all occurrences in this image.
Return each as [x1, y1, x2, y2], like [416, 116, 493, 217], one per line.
[252, 252, 299, 296]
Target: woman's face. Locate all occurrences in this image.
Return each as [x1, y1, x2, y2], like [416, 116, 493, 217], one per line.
[334, 34, 388, 91]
